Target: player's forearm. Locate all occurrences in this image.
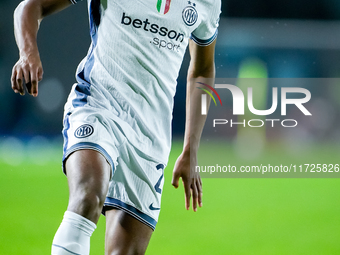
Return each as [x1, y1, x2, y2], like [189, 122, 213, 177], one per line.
[183, 66, 215, 155]
[14, 0, 71, 57]
[14, 1, 42, 57]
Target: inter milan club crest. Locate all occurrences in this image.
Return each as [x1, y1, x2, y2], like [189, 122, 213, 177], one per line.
[182, 1, 198, 26]
[156, 0, 171, 14]
[74, 124, 94, 138]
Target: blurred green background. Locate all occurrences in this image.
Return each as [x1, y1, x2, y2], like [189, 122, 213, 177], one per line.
[0, 140, 339, 254]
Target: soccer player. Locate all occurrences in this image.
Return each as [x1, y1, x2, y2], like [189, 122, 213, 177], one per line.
[11, 0, 221, 254]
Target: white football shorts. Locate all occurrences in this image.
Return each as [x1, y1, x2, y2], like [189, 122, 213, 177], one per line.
[62, 83, 165, 230]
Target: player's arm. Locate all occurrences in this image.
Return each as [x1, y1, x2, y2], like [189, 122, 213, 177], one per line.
[11, 0, 72, 96]
[172, 38, 216, 212]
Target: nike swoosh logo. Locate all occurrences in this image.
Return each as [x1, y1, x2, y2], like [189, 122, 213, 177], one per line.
[149, 203, 160, 211]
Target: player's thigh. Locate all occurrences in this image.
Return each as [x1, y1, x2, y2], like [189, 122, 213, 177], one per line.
[105, 208, 153, 255]
[65, 149, 111, 188]
[65, 149, 111, 215]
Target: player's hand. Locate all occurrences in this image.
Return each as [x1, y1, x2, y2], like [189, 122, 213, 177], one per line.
[11, 50, 43, 97]
[171, 150, 202, 212]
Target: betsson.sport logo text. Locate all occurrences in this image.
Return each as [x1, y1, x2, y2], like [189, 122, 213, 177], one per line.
[121, 12, 184, 52]
[198, 83, 312, 128]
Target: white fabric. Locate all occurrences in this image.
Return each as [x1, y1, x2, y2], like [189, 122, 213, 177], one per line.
[68, 0, 221, 164]
[62, 99, 164, 227]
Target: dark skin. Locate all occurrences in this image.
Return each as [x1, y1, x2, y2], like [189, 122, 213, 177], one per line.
[11, 0, 71, 96]
[12, 0, 216, 253]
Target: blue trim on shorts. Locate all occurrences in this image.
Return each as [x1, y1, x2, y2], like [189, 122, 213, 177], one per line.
[62, 113, 71, 157]
[190, 29, 218, 46]
[62, 142, 115, 177]
[103, 198, 157, 230]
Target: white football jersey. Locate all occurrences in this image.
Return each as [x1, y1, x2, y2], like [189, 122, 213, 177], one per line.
[67, 0, 221, 164]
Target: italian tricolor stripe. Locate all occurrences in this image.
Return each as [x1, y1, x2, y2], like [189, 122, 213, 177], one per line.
[156, 0, 171, 14]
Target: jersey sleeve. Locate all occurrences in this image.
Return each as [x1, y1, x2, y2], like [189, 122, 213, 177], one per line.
[190, 1, 221, 46]
[69, 0, 82, 4]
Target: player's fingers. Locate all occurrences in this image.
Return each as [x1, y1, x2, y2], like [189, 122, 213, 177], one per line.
[191, 180, 198, 212]
[197, 178, 203, 207]
[38, 66, 43, 81]
[171, 170, 180, 188]
[196, 177, 202, 193]
[30, 68, 39, 97]
[16, 68, 25, 95]
[198, 192, 203, 208]
[184, 180, 191, 210]
[23, 66, 30, 86]
[11, 68, 19, 94]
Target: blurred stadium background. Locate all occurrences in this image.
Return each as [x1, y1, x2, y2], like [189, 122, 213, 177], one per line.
[1, 0, 340, 254]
